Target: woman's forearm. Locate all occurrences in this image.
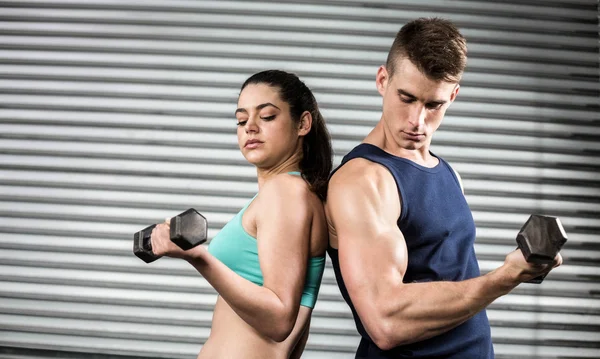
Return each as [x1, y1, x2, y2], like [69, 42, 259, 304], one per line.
[185, 247, 299, 342]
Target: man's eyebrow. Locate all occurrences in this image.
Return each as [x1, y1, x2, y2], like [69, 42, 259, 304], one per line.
[235, 102, 281, 115]
[397, 89, 447, 105]
[397, 89, 416, 98]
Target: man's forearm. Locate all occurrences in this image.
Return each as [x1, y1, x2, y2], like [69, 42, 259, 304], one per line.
[366, 265, 515, 349]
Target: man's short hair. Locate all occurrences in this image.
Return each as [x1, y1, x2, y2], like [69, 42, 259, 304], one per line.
[386, 17, 467, 83]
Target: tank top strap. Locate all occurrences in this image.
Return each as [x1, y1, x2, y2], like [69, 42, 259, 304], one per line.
[239, 193, 258, 214]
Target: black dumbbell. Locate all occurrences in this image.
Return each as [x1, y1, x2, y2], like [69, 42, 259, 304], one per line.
[133, 208, 208, 263]
[516, 214, 567, 283]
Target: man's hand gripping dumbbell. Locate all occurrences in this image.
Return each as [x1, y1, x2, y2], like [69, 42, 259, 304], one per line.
[133, 208, 208, 263]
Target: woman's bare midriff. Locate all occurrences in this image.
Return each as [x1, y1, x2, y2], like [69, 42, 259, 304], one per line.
[198, 296, 312, 359]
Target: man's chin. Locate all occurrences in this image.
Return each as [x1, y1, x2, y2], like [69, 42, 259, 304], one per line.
[400, 141, 424, 151]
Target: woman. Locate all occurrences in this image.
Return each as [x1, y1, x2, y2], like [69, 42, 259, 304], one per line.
[150, 70, 333, 359]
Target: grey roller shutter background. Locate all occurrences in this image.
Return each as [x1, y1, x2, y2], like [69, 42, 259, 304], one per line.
[0, 1, 598, 358]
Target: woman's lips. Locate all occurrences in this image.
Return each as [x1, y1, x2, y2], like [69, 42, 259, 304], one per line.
[245, 139, 263, 148]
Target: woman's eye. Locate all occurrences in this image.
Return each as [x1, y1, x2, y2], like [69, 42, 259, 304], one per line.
[236, 120, 247, 126]
[261, 115, 276, 121]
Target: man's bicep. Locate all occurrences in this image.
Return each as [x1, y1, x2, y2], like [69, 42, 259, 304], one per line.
[338, 227, 408, 342]
[337, 222, 407, 299]
[329, 180, 407, 300]
[327, 181, 379, 240]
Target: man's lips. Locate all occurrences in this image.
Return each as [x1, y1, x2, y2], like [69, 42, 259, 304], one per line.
[402, 131, 425, 140]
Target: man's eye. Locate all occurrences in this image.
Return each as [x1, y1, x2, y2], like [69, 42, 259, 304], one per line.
[400, 97, 414, 103]
[426, 103, 443, 110]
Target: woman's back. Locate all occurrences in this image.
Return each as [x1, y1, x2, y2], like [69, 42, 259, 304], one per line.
[200, 174, 328, 358]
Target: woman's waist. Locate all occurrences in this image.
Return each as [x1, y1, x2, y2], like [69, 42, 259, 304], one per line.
[204, 298, 309, 358]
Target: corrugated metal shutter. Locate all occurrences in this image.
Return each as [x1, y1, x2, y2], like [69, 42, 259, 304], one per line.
[0, 1, 598, 358]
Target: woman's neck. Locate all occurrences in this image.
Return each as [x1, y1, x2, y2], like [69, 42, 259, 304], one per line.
[256, 163, 301, 189]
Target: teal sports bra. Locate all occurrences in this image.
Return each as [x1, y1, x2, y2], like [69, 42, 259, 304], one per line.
[207, 173, 326, 309]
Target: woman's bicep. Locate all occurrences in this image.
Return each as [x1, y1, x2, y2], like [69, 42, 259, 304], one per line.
[255, 178, 312, 307]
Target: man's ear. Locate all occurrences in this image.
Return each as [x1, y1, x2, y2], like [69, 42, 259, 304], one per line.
[449, 84, 460, 103]
[298, 111, 313, 136]
[375, 65, 389, 97]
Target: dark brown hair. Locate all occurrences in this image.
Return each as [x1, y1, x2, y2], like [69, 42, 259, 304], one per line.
[386, 17, 467, 82]
[241, 70, 333, 200]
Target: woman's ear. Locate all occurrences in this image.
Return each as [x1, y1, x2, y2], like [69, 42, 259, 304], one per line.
[298, 111, 313, 136]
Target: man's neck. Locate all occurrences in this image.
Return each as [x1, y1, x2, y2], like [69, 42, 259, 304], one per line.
[363, 121, 439, 168]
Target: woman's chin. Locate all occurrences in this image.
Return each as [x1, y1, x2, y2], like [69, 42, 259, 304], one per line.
[244, 155, 268, 168]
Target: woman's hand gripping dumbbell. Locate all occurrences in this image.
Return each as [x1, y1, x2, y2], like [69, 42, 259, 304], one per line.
[133, 208, 208, 263]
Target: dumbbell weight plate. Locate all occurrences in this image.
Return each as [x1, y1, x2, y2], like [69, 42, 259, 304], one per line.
[133, 224, 161, 263]
[170, 208, 208, 250]
[516, 214, 567, 283]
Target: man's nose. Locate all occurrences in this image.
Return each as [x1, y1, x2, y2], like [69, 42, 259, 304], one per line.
[408, 104, 426, 128]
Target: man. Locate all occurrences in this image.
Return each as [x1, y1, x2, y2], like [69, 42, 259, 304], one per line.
[325, 18, 562, 358]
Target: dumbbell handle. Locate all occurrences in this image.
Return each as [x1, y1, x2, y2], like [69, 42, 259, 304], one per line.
[516, 241, 547, 284]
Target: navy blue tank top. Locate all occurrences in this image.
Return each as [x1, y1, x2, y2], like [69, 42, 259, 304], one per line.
[328, 143, 493, 358]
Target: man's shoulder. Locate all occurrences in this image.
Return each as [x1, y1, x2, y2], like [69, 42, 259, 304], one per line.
[328, 156, 399, 212]
[331, 156, 391, 189]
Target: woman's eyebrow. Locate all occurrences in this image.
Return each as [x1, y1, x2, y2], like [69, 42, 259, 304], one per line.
[235, 102, 281, 115]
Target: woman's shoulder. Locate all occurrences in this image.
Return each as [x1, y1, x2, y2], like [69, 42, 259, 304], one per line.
[258, 173, 317, 206]
[264, 172, 311, 195]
